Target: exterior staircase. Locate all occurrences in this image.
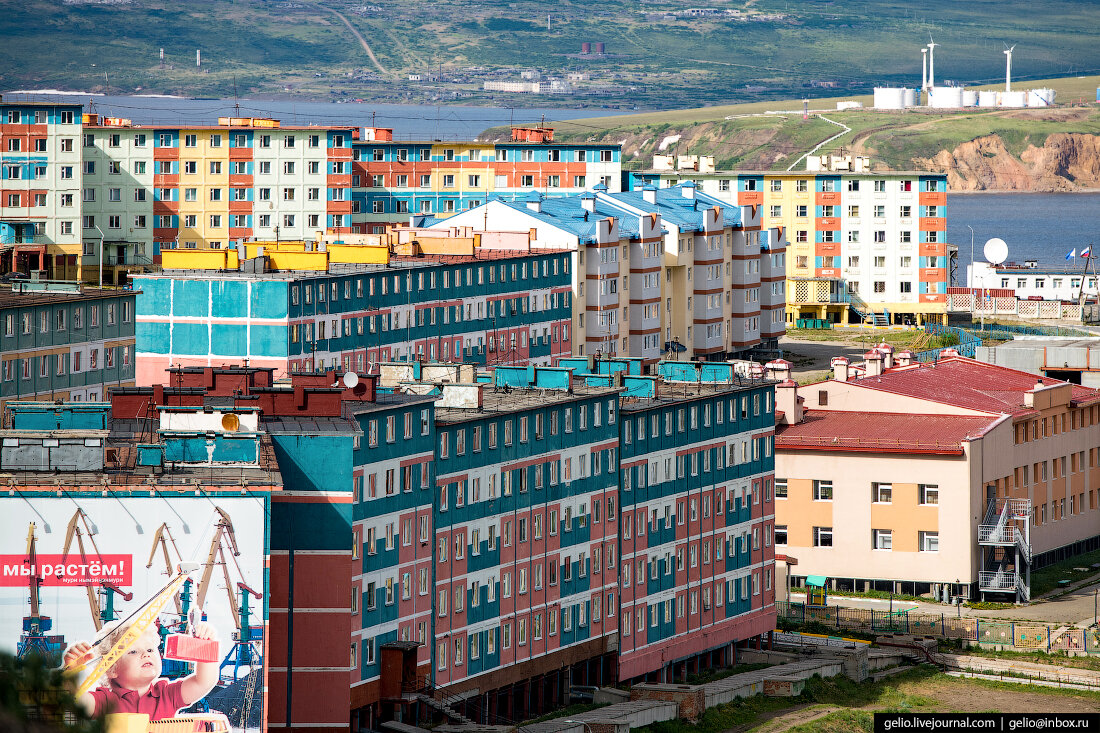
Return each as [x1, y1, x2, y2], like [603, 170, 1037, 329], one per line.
[977, 498, 1032, 603]
[416, 693, 473, 725]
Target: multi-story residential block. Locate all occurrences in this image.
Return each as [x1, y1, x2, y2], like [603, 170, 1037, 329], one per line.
[425, 365, 621, 720]
[352, 127, 620, 229]
[626, 162, 952, 325]
[773, 351, 1100, 604]
[349, 382, 438, 729]
[563, 358, 777, 683]
[131, 231, 573, 385]
[426, 183, 786, 365]
[80, 115, 356, 284]
[0, 282, 136, 422]
[0, 101, 83, 278]
[969, 261, 1100, 302]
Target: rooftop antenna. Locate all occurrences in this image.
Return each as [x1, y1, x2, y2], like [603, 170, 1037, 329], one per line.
[232, 77, 240, 116]
[927, 35, 937, 89]
[1003, 43, 1016, 92]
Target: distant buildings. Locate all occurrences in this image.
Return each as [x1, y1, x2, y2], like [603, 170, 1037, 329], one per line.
[626, 158, 952, 326]
[774, 353, 1100, 603]
[969, 261, 1099, 302]
[351, 127, 620, 229]
[80, 114, 357, 284]
[0, 101, 83, 279]
[425, 183, 786, 364]
[0, 281, 136, 420]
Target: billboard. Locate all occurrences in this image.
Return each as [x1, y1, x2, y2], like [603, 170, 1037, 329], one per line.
[0, 495, 266, 732]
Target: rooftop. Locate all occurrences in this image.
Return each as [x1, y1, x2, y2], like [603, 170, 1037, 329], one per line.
[634, 169, 946, 178]
[850, 357, 1100, 415]
[619, 378, 770, 412]
[433, 384, 620, 424]
[776, 410, 994, 455]
[0, 284, 135, 309]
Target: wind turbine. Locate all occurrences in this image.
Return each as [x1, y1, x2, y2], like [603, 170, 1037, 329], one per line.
[1004, 43, 1017, 92]
[927, 34, 937, 90]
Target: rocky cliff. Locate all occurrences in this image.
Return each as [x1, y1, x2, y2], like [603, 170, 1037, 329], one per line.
[915, 133, 1100, 191]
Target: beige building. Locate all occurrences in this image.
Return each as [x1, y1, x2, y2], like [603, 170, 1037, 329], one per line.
[770, 350, 1100, 603]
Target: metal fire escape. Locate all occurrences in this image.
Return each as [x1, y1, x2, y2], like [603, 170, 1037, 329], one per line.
[977, 497, 1032, 603]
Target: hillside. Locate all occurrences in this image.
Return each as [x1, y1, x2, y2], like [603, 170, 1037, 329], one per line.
[3, 0, 1100, 108]
[484, 75, 1100, 192]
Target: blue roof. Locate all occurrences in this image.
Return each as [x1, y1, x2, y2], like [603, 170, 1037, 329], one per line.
[606, 185, 742, 230]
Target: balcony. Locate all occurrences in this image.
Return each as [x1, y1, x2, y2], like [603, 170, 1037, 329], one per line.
[978, 570, 1017, 592]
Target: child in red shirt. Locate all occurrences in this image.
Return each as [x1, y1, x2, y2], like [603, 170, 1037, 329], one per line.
[64, 621, 220, 721]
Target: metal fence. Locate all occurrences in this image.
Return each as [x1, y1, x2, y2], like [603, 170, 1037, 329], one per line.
[777, 602, 1100, 654]
[914, 324, 982, 362]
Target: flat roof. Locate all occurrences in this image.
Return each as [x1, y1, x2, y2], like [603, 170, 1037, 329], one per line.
[620, 379, 771, 412]
[434, 384, 620, 424]
[633, 169, 944, 177]
[0, 284, 135, 309]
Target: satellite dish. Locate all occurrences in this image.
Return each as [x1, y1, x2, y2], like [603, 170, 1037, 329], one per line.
[220, 413, 240, 432]
[342, 371, 359, 389]
[984, 237, 1008, 265]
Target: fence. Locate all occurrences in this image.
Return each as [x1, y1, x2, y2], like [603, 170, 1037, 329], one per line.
[913, 323, 982, 362]
[946, 292, 1087, 321]
[776, 602, 1100, 654]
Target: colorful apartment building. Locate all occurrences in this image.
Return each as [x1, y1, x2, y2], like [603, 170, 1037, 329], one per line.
[80, 115, 356, 284]
[562, 358, 778, 683]
[773, 352, 1100, 603]
[0, 281, 136, 423]
[625, 163, 952, 325]
[351, 127, 621, 229]
[131, 231, 573, 386]
[426, 184, 786, 365]
[0, 101, 83, 277]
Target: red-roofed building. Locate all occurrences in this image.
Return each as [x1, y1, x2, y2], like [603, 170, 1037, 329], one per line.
[772, 356, 1100, 603]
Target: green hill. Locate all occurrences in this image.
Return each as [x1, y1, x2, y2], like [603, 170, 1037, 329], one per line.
[2, 0, 1100, 108]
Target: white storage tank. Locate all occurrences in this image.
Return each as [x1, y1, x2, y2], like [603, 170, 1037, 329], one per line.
[962, 89, 978, 107]
[903, 88, 918, 107]
[1001, 90, 1027, 108]
[1027, 88, 1056, 107]
[929, 85, 964, 108]
[978, 90, 999, 107]
[874, 87, 907, 110]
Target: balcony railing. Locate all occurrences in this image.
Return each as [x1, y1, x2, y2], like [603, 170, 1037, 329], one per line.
[978, 570, 1017, 591]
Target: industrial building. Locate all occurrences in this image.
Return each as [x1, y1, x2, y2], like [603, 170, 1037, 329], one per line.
[0, 100, 84, 278]
[977, 337, 1100, 388]
[80, 114, 357, 285]
[351, 126, 620, 229]
[625, 164, 951, 325]
[130, 228, 574, 386]
[0, 280, 136, 422]
[773, 352, 1100, 603]
[423, 183, 786, 364]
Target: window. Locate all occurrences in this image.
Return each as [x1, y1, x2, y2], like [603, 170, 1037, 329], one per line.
[775, 525, 787, 545]
[813, 526, 833, 547]
[919, 484, 939, 505]
[919, 531, 939, 552]
[873, 529, 892, 550]
[872, 483, 892, 503]
[812, 480, 832, 501]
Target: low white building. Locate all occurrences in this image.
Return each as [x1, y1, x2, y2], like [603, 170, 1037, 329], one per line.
[969, 261, 1100, 301]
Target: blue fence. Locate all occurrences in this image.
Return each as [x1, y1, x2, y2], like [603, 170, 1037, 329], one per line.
[951, 321, 1090, 339]
[913, 324, 981, 362]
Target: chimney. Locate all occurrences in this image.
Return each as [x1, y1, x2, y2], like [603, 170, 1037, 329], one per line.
[681, 180, 696, 199]
[830, 356, 850, 382]
[765, 358, 793, 382]
[775, 379, 803, 425]
[526, 192, 543, 213]
[642, 185, 657, 205]
[864, 350, 884, 377]
[895, 349, 914, 367]
[1024, 380, 1044, 408]
[580, 192, 596, 213]
[877, 342, 895, 369]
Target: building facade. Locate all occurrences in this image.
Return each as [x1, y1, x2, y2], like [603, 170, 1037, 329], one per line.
[80, 115, 356, 284]
[625, 164, 951, 325]
[351, 128, 620, 229]
[131, 233, 573, 385]
[425, 184, 786, 366]
[969, 261, 1099, 302]
[773, 353, 1100, 603]
[0, 282, 136, 422]
[0, 101, 83, 277]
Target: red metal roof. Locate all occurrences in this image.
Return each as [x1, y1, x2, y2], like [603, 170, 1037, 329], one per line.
[853, 357, 1100, 415]
[776, 410, 995, 455]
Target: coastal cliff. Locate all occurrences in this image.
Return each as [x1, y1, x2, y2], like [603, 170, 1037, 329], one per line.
[914, 133, 1100, 191]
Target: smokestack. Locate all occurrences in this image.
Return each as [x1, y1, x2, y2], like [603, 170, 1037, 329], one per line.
[921, 48, 928, 92]
[927, 40, 936, 89]
[160, 48, 164, 62]
[196, 49, 201, 67]
[1004, 45, 1015, 93]
[775, 380, 803, 425]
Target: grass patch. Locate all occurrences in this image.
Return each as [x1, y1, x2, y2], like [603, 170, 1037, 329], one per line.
[787, 709, 874, 733]
[687, 662, 772, 686]
[1030, 549, 1100, 597]
[788, 586, 930, 604]
[943, 644, 1100, 673]
[964, 601, 1014, 611]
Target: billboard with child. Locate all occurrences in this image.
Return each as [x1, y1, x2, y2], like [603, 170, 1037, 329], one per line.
[0, 496, 266, 732]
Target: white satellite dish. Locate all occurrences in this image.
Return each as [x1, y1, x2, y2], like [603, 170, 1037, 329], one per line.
[342, 371, 360, 389]
[984, 237, 1008, 265]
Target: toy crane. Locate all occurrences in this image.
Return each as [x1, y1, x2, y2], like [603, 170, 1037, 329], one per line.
[17, 522, 64, 664]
